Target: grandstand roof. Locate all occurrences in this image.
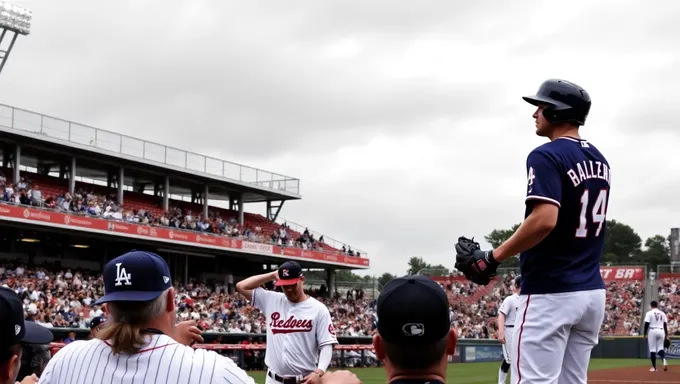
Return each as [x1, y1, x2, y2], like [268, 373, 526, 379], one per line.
[0, 104, 301, 203]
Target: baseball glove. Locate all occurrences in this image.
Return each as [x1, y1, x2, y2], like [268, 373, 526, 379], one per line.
[665, 338, 671, 349]
[454, 236, 499, 286]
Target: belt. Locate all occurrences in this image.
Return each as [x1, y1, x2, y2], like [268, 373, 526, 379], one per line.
[267, 370, 300, 384]
[651, 327, 663, 330]
[505, 325, 514, 328]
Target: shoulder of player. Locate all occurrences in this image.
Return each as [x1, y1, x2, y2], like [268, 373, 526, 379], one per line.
[195, 348, 254, 380]
[309, 296, 331, 311]
[526, 144, 560, 164]
[48, 339, 97, 363]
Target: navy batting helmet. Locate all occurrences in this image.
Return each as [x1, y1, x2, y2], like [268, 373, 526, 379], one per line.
[522, 79, 591, 126]
[514, 276, 522, 288]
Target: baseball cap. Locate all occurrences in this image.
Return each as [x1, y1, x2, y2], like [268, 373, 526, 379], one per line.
[90, 316, 106, 329]
[0, 287, 53, 350]
[377, 275, 451, 345]
[95, 250, 173, 305]
[274, 261, 304, 286]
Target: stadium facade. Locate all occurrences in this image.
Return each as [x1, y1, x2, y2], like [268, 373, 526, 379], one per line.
[0, 103, 368, 292]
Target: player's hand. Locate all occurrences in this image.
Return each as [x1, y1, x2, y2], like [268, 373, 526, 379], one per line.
[454, 236, 499, 286]
[320, 370, 361, 384]
[498, 332, 506, 344]
[171, 320, 204, 346]
[16, 374, 39, 384]
[301, 369, 324, 384]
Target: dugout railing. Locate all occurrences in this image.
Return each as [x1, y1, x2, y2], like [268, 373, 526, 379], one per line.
[46, 328, 680, 369]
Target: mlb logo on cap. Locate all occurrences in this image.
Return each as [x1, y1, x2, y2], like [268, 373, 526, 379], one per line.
[95, 250, 173, 304]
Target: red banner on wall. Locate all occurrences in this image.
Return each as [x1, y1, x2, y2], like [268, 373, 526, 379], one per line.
[430, 266, 646, 283]
[0, 204, 369, 268]
[600, 266, 645, 281]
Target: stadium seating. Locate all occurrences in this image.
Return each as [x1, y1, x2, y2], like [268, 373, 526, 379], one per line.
[0, 169, 349, 255]
[658, 277, 680, 335]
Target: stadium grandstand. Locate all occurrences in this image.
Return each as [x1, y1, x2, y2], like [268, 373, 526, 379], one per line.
[1, 103, 679, 369]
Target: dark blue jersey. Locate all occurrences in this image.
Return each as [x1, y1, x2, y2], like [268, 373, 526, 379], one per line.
[519, 136, 610, 295]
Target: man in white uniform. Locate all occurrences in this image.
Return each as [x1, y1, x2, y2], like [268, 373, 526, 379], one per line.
[643, 300, 669, 372]
[236, 261, 338, 384]
[497, 276, 521, 384]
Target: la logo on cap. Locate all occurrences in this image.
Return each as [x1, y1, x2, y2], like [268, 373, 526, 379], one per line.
[15, 325, 21, 335]
[114, 263, 132, 286]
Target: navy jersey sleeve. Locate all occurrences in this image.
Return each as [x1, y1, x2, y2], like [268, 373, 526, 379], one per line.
[525, 149, 562, 207]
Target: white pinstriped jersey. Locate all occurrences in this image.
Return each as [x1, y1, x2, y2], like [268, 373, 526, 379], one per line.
[499, 293, 520, 327]
[644, 308, 668, 329]
[38, 334, 255, 384]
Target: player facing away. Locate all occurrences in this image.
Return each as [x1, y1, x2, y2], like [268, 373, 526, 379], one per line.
[454, 79, 610, 384]
[236, 261, 339, 384]
[497, 276, 521, 384]
[643, 300, 669, 372]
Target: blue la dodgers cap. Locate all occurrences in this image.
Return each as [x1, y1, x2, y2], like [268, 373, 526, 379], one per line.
[377, 275, 451, 345]
[0, 287, 53, 350]
[95, 250, 173, 304]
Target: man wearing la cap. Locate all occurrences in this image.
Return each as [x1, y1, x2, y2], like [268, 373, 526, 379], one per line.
[372, 275, 458, 384]
[236, 261, 339, 384]
[0, 286, 54, 384]
[37, 250, 255, 384]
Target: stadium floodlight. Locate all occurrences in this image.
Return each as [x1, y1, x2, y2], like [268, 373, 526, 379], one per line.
[0, 1, 32, 76]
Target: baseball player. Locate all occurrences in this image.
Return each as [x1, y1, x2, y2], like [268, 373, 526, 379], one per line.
[38, 250, 256, 384]
[643, 300, 669, 372]
[236, 261, 338, 384]
[455, 79, 609, 384]
[0, 287, 54, 384]
[497, 276, 521, 384]
[373, 275, 458, 384]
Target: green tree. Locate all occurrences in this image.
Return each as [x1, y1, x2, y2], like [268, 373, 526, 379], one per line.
[335, 269, 363, 282]
[378, 272, 395, 287]
[406, 257, 449, 276]
[484, 223, 521, 268]
[603, 220, 642, 262]
[634, 235, 670, 267]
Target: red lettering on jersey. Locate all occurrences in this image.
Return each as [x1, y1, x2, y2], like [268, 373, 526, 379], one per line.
[328, 324, 336, 336]
[270, 312, 313, 334]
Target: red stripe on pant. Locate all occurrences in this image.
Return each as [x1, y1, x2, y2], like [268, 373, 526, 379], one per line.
[516, 294, 531, 384]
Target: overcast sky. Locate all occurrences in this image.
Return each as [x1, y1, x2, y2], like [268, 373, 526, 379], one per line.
[1, 0, 679, 276]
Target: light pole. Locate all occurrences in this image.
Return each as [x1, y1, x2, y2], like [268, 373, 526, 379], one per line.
[0, 1, 32, 76]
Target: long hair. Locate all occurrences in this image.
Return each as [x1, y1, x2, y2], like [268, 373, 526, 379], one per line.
[96, 289, 169, 355]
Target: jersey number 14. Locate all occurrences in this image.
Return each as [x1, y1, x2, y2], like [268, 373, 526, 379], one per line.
[575, 189, 608, 238]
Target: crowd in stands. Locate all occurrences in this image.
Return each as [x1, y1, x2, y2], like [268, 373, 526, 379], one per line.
[0, 171, 362, 257]
[658, 277, 680, 335]
[2, 259, 671, 346]
[600, 280, 644, 336]
[0, 262, 379, 339]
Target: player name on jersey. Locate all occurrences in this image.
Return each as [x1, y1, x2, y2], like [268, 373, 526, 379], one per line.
[566, 160, 611, 187]
[269, 312, 314, 334]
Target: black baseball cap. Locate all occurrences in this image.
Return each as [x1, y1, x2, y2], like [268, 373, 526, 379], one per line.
[377, 275, 451, 345]
[95, 250, 173, 304]
[514, 276, 522, 288]
[274, 261, 304, 286]
[90, 316, 106, 329]
[0, 287, 53, 350]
